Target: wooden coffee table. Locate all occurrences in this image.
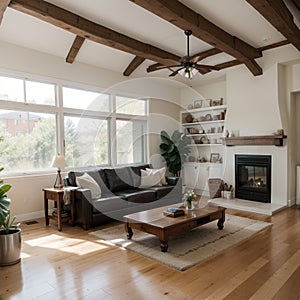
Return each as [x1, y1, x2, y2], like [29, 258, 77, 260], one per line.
[124, 204, 226, 252]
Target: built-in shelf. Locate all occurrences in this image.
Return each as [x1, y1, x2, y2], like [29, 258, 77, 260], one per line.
[188, 144, 223, 147]
[182, 120, 225, 126]
[184, 162, 223, 166]
[225, 135, 287, 146]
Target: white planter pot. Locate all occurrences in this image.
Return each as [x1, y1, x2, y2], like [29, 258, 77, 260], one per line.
[0, 228, 21, 266]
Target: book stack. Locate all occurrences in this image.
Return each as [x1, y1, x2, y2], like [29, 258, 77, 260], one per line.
[52, 208, 69, 218]
[163, 207, 185, 218]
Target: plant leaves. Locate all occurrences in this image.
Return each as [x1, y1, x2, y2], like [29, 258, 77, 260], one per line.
[171, 130, 181, 142]
[0, 183, 11, 194]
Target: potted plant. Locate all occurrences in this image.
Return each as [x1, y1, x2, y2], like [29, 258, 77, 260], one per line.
[160, 130, 190, 177]
[0, 167, 21, 266]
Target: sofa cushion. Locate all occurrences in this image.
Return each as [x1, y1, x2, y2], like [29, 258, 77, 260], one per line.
[92, 196, 128, 213]
[68, 168, 108, 189]
[76, 173, 102, 199]
[145, 167, 167, 185]
[140, 170, 162, 187]
[148, 185, 174, 199]
[104, 167, 134, 192]
[130, 164, 151, 187]
[115, 189, 156, 203]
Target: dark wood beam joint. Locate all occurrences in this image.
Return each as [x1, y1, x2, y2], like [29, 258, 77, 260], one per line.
[123, 56, 145, 76]
[0, 0, 11, 25]
[66, 35, 85, 63]
[9, 0, 181, 66]
[130, 0, 262, 77]
[246, 0, 300, 51]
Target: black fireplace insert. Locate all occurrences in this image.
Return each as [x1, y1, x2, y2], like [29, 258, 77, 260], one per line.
[235, 155, 271, 203]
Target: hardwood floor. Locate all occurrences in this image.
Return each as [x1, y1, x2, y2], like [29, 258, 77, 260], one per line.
[1, 205, 300, 299]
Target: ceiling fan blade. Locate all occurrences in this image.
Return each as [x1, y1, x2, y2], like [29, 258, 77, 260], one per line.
[169, 66, 185, 77]
[189, 49, 223, 63]
[193, 64, 211, 75]
[195, 64, 220, 71]
[147, 64, 180, 73]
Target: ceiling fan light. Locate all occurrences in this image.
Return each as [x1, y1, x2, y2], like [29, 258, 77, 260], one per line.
[179, 66, 198, 79]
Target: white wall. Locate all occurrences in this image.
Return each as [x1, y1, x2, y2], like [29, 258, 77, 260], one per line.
[180, 79, 226, 109]
[148, 99, 181, 169]
[222, 45, 300, 207]
[282, 62, 300, 204]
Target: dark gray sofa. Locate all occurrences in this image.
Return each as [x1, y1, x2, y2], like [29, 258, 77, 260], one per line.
[65, 164, 182, 229]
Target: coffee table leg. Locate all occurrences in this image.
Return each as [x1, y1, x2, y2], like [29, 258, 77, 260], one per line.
[160, 240, 168, 252]
[159, 230, 168, 252]
[217, 211, 225, 230]
[125, 223, 133, 239]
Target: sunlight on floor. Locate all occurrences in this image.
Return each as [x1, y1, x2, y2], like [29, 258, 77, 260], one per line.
[25, 234, 108, 255]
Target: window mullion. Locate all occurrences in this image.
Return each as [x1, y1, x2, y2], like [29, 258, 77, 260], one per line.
[110, 94, 117, 166]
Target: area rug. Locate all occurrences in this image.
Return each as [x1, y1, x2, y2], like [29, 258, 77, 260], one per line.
[89, 215, 272, 271]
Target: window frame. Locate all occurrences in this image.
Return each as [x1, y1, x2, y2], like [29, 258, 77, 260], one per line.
[0, 72, 149, 176]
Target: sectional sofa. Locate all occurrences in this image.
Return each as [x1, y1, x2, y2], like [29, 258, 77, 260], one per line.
[65, 164, 182, 229]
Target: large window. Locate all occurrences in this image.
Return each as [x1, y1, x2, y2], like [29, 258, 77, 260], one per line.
[116, 96, 146, 115]
[0, 74, 148, 175]
[0, 76, 24, 102]
[63, 87, 109, 112]
[64, 116, 108, 167]
[116, 119, 147, 164]
[0, 76, 56, 105]
[0, 110, 56, 172]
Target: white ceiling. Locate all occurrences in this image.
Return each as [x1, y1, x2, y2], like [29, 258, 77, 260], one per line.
[0, 0, 295, 85]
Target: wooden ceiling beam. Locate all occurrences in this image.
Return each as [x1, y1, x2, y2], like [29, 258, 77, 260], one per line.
[129, 0, 262, 76]
[188, 48, 222, 63]
[66, 35, 85, 63]
[0, 0, 11, 25]
[123, 56, 145, 76]
[291, 0, 300, 11]
[9, 0, 181, 66]
[198, 40, 290, 74]
[246, 0, 300, 51]
[257, 39, 290, 52]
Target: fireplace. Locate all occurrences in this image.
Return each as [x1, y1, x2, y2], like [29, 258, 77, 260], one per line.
[235, 155, 271, 203]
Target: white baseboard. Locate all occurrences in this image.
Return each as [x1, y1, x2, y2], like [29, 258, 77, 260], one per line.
[16, 210, 44, 223]
[288, 198, 296, 207]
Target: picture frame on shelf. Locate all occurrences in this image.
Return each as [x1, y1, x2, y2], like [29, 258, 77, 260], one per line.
[202, 99, 212, 107]
[210, 153, 220, 163]
[211, 98, 223, 106]
[187, 104, 194, 110]
[193, 100, 203, 109]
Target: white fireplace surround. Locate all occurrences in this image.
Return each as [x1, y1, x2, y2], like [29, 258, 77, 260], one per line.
[208, 145, 288, 215]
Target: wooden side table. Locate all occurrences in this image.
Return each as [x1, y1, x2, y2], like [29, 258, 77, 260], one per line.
[43, 187, 77, 231]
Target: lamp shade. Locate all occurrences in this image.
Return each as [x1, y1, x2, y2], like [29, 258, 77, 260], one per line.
[50, 155, 67, 169]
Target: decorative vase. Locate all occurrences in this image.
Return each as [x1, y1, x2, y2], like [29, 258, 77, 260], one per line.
[185, 200, 194, 210]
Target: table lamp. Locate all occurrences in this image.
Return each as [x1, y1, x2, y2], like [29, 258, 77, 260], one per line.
[50, 154, 67, 189]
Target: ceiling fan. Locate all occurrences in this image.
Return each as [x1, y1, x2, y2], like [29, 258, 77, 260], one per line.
[148, 30, 220, 79]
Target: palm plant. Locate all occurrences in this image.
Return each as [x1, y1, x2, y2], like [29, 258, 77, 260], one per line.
[160, 130, 190, 177]
[0, 167, 17, 234]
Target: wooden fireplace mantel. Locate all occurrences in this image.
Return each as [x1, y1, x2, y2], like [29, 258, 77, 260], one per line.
[224, 134, 287, 146]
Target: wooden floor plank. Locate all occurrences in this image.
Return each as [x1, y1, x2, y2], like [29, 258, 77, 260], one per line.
[0, 205, 300, 299]
[249, 249, 300, 299]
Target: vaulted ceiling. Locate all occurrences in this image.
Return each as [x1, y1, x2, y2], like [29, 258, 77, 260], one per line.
[0, 0, 300, 85]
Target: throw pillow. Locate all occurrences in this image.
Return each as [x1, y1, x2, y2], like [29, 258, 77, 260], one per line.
[145, 167, 167, 185]
[140, 169, 162, 187]
[76, 172, 101, 199]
